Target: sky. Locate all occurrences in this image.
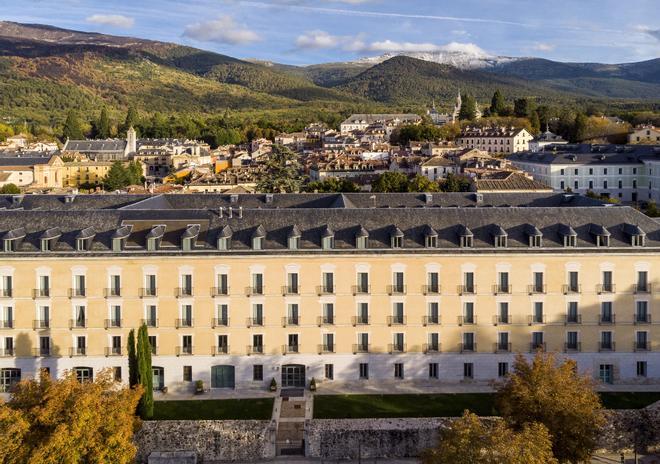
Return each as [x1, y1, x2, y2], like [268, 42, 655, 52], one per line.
[3, 0, 660, 65]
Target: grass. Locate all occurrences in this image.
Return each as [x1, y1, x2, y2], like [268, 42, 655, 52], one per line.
[151, 398, 274, 421]
[313, 392, 660, 419]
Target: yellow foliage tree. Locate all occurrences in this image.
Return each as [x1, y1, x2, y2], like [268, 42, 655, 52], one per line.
[422, 410, 557, 464]
[0, 369, 142, 464]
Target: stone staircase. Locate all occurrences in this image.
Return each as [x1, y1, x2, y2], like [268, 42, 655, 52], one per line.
[274, 391, 311, 456]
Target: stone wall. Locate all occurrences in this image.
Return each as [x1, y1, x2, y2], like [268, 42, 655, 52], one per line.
[597, 401, 660, 454]
[134, 420, 276, 463]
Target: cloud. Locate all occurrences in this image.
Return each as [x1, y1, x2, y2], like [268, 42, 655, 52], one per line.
[183, 16, 260, 45]
[532, 42, 556, 52]
[296, 30, 347, 49]
[636, 25, 660, 42]
[85, 14, 134, 29]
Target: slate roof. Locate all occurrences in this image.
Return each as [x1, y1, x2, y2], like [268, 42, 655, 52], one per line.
[63, 140, 127, 152]
[0, 157, 52, 167]
[509, 144, 660, 165]
[0, 193, 657, 254]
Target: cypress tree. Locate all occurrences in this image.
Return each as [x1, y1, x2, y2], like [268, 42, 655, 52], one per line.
[136, 324, 153, 419]
[122, 105, 139, 135]
[490, 89, 505, 115]
[62, 110, 84, 140]
[96, 108, 111, 139]
[127, 329, 138, 387]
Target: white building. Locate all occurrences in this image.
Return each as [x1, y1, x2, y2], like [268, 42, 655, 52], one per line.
[629, 125, 660, 144]
[457, 127, 533, 154]
[529, 129, 568, 152]
[339, 114, 421, 135]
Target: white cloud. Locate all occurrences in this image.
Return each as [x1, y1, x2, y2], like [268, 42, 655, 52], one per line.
[532, 42, 556, 52]
[296, 30, 345, 49]
[183, 16, 260, 45]
[636, 25, 660, 42]
[85, 14, 134, 29]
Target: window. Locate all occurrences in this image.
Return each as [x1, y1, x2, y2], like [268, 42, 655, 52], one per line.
[252, 273, 264, 294]
[38, 275, 50, 297]
[567, 301, 580, 324]
[533, 302, 544, 323]
[356, 302, 369, 325]
[253, 364, 263, 381]
[183, 366, 192, 382]
[462, 332, 475, 351]
[494, 234, 507, 248]
[463, 272, 474, 293]
[324, 364, 334, 380]
[568, 271, 579, 292]
[181, 335, 193, 355]
[287, 304, 299, 326]
[113, 367, 122, 382]
[392, 271, 405, 293]
[497, 332, 509, 351]
[144, 274, 157, 296]
[217, 335, 228, 354]
[425, 235, 437, 248]
[322, 272, 334, 293]
[498, 362, 508, 378]
[498, 302, 509, 325]
[252, 236, 263, 250]
[0, 368, 20, 393]
[462, 302, 474, 324]
[497, 272, 509, 293]
[427, 302, 439, 325]
[148, 336, 157, 355]
[394, 363, 404, 379]
[566, 331, 579, 351]
[529, 234, 542, 247]
[600, 331, 613, 351]
[287, 334, 299, 353]
[636, 271, 649, 292]
[426, 272, 439, 293]
[1, 275, 13, 298]
[109, 274, 121, 296]
[635, 331, 648, 350]
[359, 363, 369, 379]
[288, 235, 300, 250]
[463, 363, 473, 379]
[322, 236, 334, 250]
[322, 333, 335, 352]
[251, 304, 263, 326]
[75, 367, 93, 382]
[532, 272, 544, 293]
[111, 336, 121, 355]
[391, 302, 404, 325]
[560, 181, 565, 190]
[180, 274, 193, 296]
[286, 272, 299, 294]
[391, 235, 403, 248]
[460, 234, 473, 248]
[392, 333, 404, 352]
[217, 237, 229, 250]
[429, 363, 438, 379]
[322, 303, 334, 325]
[356, 272, 369, 293]
[146, 305, 157, 327]
[39, 336, 50, 356]
[636, 361, 647, 378]
[531, 332, 544, 350]
[427, 333, 439, 352]
[635, 301, 649, 323]
[600, 302, 613, 323]
[601, 271, 613, 292]
[74, 274, 86, 296]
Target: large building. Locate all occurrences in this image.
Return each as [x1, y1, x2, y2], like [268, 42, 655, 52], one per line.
[339, 114, 422, 135]
[0, 192, 658, 394]
[457, 127, 533, 154]
[509, 144, 660, 203]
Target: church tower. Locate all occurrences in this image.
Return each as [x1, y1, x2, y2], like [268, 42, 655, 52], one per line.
[125, 126, 137, 157]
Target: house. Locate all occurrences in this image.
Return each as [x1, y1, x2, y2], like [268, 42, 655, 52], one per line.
[457, 126, 533, 154]
[628, 125, 660, 144]
[529, 129, 568, 152]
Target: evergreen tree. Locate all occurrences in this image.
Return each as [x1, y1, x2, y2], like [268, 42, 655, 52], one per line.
[126, 161, 144, 185]
[62, 110, 84, 140]
[104, 161, 130, 191]
[371, 171, 410, 193]
[530, 111, 541, 134]
[121, 106, 139, 136]
[96, 108, 111, 139]
[136, 324, 153, 419]
[458, 94, 477, 121]
[490, 90, 506, 115]
[573, 112, 589, 142]
[127, 329, 138, 388]
[256, 145, 305, 193]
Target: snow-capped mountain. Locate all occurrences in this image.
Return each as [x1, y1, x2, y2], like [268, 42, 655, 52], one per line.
[353, 51, 522, 70]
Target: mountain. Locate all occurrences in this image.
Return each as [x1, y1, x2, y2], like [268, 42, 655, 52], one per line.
[351, 50, 522, 70]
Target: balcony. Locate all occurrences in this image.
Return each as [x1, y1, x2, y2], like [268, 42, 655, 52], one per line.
[0, 288, 12, 298]
[0, 347, 14, 357]
[105, 347, 122, 356]
[564, 314, 582, 325]
[387, 315, 406, 326]
[529, 342, 546, 353]
[213, 345, 229, 355]
[282, 316, 299, 327]
[598, 342, 616, 352]
[492, 284, 512, 295]
[527, 315, 546, 325]
[212, 317, 229, 328]
[633, 341, 651, 352]
[387, 284, 407, 295]
[457, 285, 476, 295]
[352, 315, 370, 326]
[176, 346, 194, 356]
[68, 288, 86, 298]
[248, 345, 264, 355]
[352, 285, 371, 295]
[527, 284, 546, 295]
[104, 319, 123, 329]
[0, 319, 13, 329]
[139, 287, 158, 298]
[247, 317, 264, 328]
[458, 315, 477, 326]
[141, 318, 159, 328]
[317, 316, 335, 326]
[634, 314, 652, 324]
[493, 342, 511, 353]
[316, 285, 334, 296]
[211, 286, 230, 297]
[32, 348, 50, 357]
[69, 347, 87, 357]
[69, 319, 87, 329]
[493, 314, 511, 325]
[32, 319, 50, 329]
[388, 343, 406, 354]
[245, 286, 265, 296]
[281, 285, 299, 296]
[423, 315, 441, 326]
[175, 318, 193, 329]
[32, 288, 50, 298]
[422, 284, 441, 295]
[318, 344, 335, 354]
[598, 314, 616, 325]
[596, 284, 616, 294]
[562, 284, 581, 295]
[352, 343, 370, 354]
[564, 342, 582, 352]
[459, 342, 477, 353]
[634, 283, 652, 294]
[282, 344, 299, 355]
[104, 288, 121, 298]
[423, 343, 441, 354]
[175, 287, 194, 298]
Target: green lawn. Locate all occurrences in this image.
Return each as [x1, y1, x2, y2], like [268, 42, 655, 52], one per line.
[151, 398, 274, 420]
[313, 392, 660, 419]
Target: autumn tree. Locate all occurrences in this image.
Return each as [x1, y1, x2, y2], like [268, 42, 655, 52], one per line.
[497, 352, 605, 463]
[136, 323, 154, 419]
[256, 144, 305, 193]
[422, 411, 556, 464]
[0, 369, 142, 464]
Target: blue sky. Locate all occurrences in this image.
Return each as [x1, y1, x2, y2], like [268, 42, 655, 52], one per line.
[5, 0, 660, 65]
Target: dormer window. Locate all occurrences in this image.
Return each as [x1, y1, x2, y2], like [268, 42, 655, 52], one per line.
[492, 226, 507, 248]
[181, 224, 200, 252]
[288, 226, 301, 250]
[623, 224, 645, 247]
[632, 235, 645, 247]
[426, 235, 437, 248]
[145, 225, 166, 252]
[251, 225, 266, 251]
[147, 237, 158, 252]
[112, 237, 124, 252]
[564, 235, 577, 247]
[111, 225, 131, 252]
[2, 228, 25, 252]
[355, 226, 369, 249]
[321, 226, 334, 250]
[590, 225, 610, 247]
[40, 228, 61, 252]
[41, 239, 54, 252]
[76, 227, 95, 252]
[390, 227, 404, 249]
[559, 224, 577, 248]
[526, 225, 542, 248]
[217, 225, 232, 251]
[596, 235, 609, 247]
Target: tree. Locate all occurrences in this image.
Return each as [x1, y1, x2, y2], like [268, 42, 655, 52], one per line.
[422, 411, 556, 464]
[256, 145, 305, 193]
[490, 90, 506, 116]
[497, 352, 605, 463]
[121, 106, 139, 135]
[440, 173, 471, 192]
[459, 93, 477, 121]
[127, 329, 138, 388]
[514, 98, 533, 118]
[530, 111, 541, 134]
[371, 171, 410, 192]
[104, 161, 130, 191]
[62, 110, 84, 140]
[0, 184, 20, 194]
[408, 174, 440, 192]
[0, 123, 14, 142]
[136, 324, 153, 419]
[305, 177, 360, 193]
[0, 369, 142, 464]
[126, 160, 144, 186]
[573, 112, 589, 142]
[644, 201, 659, 217]
[94, 108, 111, 139]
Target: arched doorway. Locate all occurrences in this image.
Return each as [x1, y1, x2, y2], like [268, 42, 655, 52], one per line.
[281, 364, 305, 388]
[152, 366, 164, 390]
[211, 365, 235, 388]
